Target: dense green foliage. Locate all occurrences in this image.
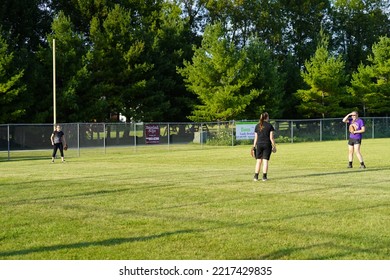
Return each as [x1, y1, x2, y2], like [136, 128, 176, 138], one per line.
[0, 34, 26, 122]
[178, 24, 282, 121]
[0, 0, 389, 123]
[349, 36, 390, 115]
[1, 140, 389, 259]
[296, 32, 349, 118]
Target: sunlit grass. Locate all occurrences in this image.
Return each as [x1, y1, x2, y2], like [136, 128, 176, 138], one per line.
[1, 139, 389, 259]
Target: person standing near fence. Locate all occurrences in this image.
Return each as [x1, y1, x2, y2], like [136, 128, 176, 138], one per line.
[342, 111, 366, 169]
[252, 112, 276, 181]
[50, 125, 66, 163]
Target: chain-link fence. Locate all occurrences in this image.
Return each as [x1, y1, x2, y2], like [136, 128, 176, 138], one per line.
[272, 117, 390, 143]
[1, 117, 389, 160]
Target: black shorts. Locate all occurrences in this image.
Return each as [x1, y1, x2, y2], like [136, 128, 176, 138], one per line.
[52, 142, 64, 157]
[348, 138, 362, 146]
[255, 143, 272, 160]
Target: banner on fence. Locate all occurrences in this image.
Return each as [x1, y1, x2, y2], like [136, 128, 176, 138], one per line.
[235, 122, 257, 140]
[145, 124, 160, 144]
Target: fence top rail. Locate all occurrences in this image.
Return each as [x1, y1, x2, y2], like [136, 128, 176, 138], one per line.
[0, 122, 234, 126]
[239, 117, 389, 122]
[1, 116, 389, 127]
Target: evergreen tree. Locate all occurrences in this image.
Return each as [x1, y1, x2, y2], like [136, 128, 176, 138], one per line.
[296, 31, 348, 118]
[47, 12, 89, 122]
[178, 23, 263, 121]
[349, 36, 390, 116]
[0, 34, 26, 122]
[132, 1, 196, 121]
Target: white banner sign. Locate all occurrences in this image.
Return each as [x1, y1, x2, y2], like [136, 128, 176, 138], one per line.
[235, 122, 257, 140]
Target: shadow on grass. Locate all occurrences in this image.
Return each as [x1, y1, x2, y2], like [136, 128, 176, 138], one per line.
[2, 175, 182, 206]
[3, 187, 134, 206]
[276, 167, 390, 180]
[4, 183, 184, 207]
[258, 242, 333, 259]
[0, 172, 125, 188]
[257, 241, 386, 260]
[0, 229, 198, 258]
[0, 156, 49, 162]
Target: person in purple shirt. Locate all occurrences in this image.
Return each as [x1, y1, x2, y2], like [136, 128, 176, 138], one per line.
[342, 111, 366, 169]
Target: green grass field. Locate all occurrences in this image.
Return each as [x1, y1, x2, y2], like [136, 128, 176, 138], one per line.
[1, 139, 389, 260]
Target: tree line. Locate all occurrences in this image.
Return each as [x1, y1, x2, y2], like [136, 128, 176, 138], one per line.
[1, 0, 389, 124]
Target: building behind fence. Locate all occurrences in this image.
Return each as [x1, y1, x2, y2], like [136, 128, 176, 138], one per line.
[1, 117, 389, 160]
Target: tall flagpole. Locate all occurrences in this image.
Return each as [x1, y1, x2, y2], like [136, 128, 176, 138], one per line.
[53, 38, 57, 127]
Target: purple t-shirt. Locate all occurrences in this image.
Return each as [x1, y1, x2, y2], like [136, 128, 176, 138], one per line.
[349, 118, 364, 140]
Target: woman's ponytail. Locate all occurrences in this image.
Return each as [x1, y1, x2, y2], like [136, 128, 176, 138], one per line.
[259, 112, 269, 131]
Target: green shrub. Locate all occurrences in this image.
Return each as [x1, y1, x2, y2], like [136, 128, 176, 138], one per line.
[206, 130, 236, 146]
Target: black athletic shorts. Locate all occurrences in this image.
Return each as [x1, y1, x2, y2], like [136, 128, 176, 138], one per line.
[348, 138, 362, 146]
[255, 143, 272, 160]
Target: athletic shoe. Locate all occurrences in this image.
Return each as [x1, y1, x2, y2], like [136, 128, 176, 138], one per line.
[51, 160, 54, 164]
[360, 164, 366, 169]
[253, 175, 259, 182]
[347, 165, 352, 168]
[262, 176, 268, 181]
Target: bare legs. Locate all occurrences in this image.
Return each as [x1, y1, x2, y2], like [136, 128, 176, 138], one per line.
[254, 159, 269, 181]
[255, 159, 269, 174]
[348, 144, 365, 168]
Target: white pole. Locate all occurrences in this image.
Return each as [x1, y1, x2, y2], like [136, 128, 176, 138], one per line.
[53, 38, 56, 127]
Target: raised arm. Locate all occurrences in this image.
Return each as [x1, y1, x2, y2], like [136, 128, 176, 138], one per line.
[342, 113, 352, 123]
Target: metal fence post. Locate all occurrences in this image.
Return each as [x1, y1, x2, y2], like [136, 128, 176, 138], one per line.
[231, 121, 234, 147]
[168, 123, 170, 147]
[77, 123, 80, 157]
[320, 119, 323, 141]
[201, 123, 203, 147]
[134, 123, 137, 148]
[7, 125, 10, 160]
[104, 123, 106, 154]
[291, 121, 294, 143]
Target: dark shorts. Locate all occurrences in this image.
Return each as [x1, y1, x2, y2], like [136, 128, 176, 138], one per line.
[348, 138, 362, 146]
[52, 143, 64, 157]
[255, 143, 272, 160]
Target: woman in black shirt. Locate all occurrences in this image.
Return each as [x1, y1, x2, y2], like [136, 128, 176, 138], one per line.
[50, 125, 67, 163]
[252, 112, 276, 181]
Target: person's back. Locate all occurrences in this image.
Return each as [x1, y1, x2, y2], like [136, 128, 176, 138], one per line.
[252, 113, 276, 182]
[255, 122, 273, 144]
